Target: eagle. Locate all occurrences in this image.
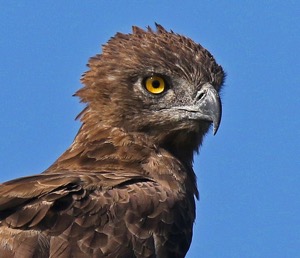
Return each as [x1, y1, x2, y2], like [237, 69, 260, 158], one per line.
[0, 24, 224, 258]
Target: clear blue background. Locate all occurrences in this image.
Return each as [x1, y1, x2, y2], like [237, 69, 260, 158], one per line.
[0, 1, 299, 257]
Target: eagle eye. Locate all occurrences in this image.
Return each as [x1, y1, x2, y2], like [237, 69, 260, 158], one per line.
[144, 76, 167, 94]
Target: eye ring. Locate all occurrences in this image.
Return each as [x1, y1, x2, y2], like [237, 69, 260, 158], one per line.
[144, 76, 167, 94]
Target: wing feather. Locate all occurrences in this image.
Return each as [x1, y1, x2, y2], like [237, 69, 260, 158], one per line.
[0, 172, 192, 257]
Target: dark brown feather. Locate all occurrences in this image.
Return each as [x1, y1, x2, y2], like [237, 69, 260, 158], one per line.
[0, 24, 224, 257]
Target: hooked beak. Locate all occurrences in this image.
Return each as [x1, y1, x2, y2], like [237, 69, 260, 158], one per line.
[194, 83, 222, 134]
[172, 83, 222, 134]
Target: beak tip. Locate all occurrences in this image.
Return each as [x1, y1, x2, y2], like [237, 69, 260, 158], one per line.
[212, 105, 222, 135]
[212, 120, 220, 135]
[213, 127, 218, 135]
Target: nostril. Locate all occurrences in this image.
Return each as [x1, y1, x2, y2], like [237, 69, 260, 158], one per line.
[195, 90, 206, 102]
[197, 92, 205, 100]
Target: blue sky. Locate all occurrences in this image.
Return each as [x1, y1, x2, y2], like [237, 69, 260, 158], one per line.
[0, 1, 299, 257]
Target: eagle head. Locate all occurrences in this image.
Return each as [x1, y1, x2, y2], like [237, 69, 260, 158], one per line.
[75, 24, 225, 162]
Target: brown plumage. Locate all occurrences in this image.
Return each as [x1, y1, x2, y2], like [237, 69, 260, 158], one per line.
[0, 24, 224, 257]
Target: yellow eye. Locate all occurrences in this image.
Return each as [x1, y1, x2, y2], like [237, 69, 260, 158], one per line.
[144, 76, 166, 94]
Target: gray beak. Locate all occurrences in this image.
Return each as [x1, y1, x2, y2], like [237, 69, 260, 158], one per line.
[194, 83, 222, 135]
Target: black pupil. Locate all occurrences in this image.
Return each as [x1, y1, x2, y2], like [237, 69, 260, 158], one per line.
[152, 80, 161, 88]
